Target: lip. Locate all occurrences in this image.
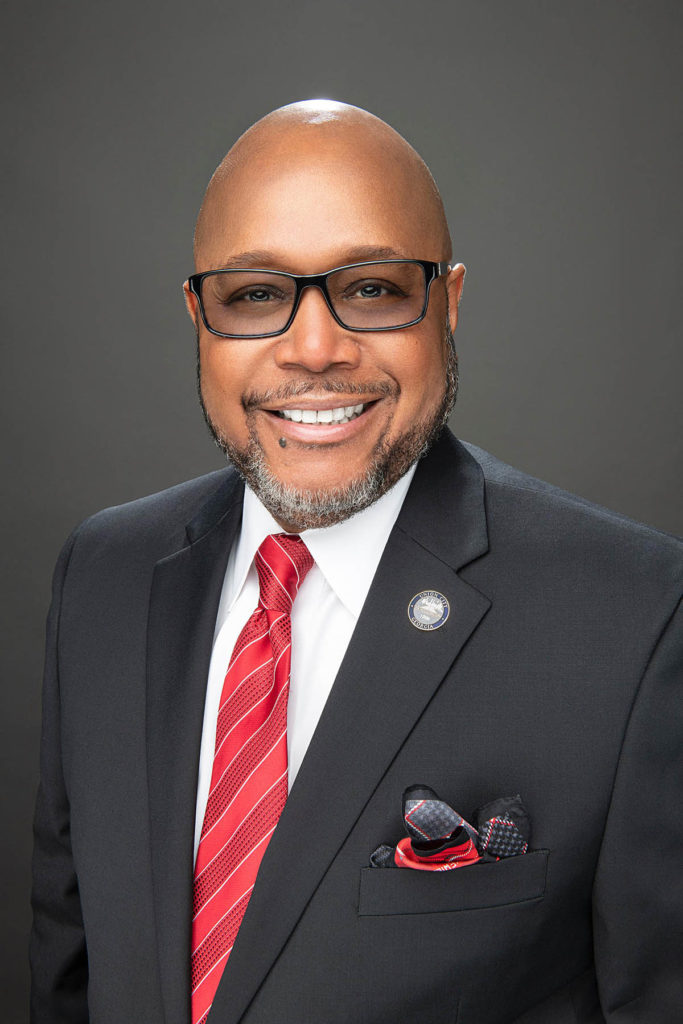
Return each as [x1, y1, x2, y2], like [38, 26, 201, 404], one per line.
[261, 396, 378, 413]
[259, 398, 383, 444]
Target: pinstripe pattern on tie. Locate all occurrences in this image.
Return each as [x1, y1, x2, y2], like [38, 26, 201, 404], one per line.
[190, 533, 314, 1024]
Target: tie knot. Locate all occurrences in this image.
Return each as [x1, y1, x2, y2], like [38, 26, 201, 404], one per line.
[255, 534, 314, 613]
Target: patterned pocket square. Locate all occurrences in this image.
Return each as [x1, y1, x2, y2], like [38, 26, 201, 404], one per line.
[476, 794, 530, 859]
[371, 785, 531, 871]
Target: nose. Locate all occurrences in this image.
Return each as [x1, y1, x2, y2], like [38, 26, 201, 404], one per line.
[273, 284, 361, 373]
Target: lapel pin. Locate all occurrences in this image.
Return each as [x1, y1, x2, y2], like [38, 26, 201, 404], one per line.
[408, 590, 450, 631]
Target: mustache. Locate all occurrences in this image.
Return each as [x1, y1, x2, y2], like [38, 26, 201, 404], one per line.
[243, 378, 397, 409]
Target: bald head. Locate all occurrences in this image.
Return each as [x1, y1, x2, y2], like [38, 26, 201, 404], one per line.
[193, 100, 452, 269]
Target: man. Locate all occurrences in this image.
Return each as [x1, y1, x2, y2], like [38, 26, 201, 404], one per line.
[30, 101, 682, 1023]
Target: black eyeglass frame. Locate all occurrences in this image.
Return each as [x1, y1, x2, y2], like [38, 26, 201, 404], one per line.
[186, 259, 451, 339]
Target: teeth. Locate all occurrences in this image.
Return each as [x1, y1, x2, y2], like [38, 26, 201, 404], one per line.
[278, 403, 366, 424]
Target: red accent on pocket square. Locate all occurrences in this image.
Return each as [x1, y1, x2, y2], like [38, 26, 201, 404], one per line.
[394, 834, 480, 871]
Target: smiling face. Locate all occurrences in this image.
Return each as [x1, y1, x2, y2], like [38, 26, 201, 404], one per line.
[185, 103, 465, 531]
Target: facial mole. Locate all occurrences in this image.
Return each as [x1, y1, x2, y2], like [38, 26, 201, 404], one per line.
[279, 438, 287, 448]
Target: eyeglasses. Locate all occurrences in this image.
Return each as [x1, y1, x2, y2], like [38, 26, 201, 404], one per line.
[186, 259, 450, 338]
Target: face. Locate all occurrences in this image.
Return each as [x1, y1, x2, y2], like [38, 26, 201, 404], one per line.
[185, 140, 465, 532]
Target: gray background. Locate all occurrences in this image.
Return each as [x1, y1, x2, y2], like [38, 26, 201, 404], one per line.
[2, 0, 681, 1017]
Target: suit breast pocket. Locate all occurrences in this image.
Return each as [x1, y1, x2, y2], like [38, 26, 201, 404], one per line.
[358, 849, 549, 916]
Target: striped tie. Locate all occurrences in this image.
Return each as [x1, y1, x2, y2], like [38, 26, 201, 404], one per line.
[191, 533, 314, 1024]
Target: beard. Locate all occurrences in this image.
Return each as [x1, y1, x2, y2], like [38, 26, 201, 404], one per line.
[197, 326, 458, 531]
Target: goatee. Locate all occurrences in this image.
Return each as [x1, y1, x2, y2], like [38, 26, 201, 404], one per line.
[197, 328, 458, 531]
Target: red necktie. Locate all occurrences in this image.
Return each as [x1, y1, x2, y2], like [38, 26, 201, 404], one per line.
[191, 533, 314, 1024]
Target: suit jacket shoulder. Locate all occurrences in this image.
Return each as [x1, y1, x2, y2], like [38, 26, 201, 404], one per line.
[461, 438, 682, 606]
[66, 466, 243, 567]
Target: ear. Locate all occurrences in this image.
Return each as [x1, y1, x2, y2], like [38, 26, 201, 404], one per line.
[183, 280, 199, 323]
[445, 263, 466, 334]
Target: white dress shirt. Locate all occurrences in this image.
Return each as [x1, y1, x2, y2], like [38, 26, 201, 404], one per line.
[193, 464, 417, 859]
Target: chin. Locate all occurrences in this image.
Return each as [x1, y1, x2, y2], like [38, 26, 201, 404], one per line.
[238, 452, 392, 530]
[200, 361, 456, 530]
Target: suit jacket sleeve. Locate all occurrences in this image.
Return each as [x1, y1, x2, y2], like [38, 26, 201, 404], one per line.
[30, 526, 89, 1024]
[592, 596, 683, 1021]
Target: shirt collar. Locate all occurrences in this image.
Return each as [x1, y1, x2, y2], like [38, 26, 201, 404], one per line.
[227, 463, 417, 618]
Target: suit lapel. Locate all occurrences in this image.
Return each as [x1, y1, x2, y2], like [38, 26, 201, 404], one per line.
[209, 433, 491, 1024]
[146, 471, 244, 1024]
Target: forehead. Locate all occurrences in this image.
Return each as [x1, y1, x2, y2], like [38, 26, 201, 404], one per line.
[197, 144, 442, 275]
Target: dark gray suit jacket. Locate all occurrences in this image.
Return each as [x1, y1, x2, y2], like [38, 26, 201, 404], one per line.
[30, 432, 683, 1023]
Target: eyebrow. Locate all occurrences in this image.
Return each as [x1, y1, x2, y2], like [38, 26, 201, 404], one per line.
[211, 245, 409, 272]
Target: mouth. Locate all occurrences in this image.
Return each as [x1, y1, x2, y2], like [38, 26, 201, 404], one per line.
[273, 403, 367, 425]
[257, 397, 384, 444]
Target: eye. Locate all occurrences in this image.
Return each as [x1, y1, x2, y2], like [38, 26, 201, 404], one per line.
[358, 282, 384, 298]
[345, 278, 404, 300]
[222, 285, 287, 305]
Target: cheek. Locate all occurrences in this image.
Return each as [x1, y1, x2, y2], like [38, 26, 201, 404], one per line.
[199, 342, 250, 428]
[392, 337, 448, 413]
[201, 333, 253, 388]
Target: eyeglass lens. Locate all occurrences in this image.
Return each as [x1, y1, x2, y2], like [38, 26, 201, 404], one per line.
[198, 261, 428, 336]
